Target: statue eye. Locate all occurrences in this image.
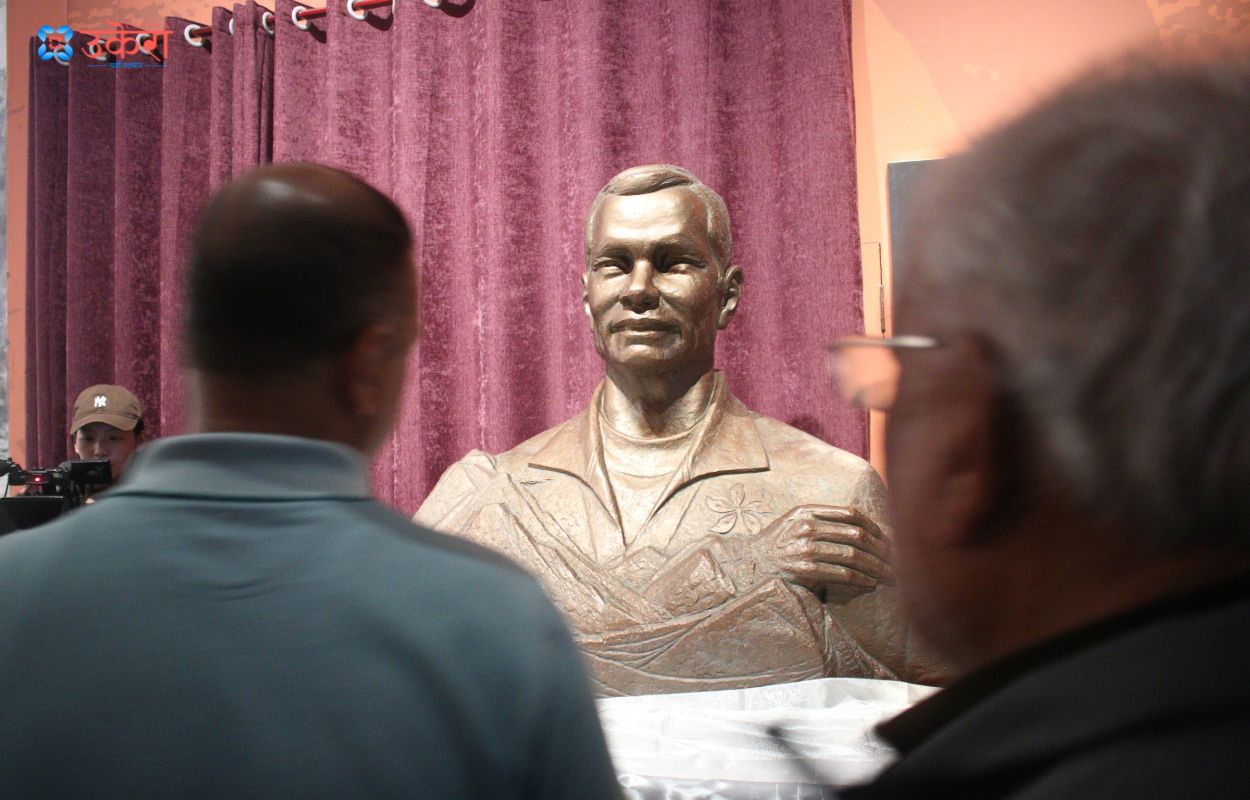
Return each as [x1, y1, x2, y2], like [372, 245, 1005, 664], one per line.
[661, 254, 699, 272]
[595, 258, 627, 273]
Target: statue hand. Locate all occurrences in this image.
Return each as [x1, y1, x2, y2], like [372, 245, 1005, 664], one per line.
[750, 504, 892, 602]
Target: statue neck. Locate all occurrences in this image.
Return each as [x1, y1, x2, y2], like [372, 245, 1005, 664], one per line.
[601, 366, 718, 438]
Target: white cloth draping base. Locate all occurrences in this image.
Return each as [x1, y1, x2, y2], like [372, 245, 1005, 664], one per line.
[598, 677, 935, 792]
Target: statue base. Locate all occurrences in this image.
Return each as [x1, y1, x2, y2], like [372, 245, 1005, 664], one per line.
[598, 677, 935, 797]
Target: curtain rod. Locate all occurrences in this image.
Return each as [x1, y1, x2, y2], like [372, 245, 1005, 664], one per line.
[184, 0, 442, 44]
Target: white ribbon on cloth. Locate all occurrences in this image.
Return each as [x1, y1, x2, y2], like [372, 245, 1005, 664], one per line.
[598, 677, 936, 796]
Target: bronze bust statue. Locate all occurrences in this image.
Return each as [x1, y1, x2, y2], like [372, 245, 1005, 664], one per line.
[417, 165, 929, 695]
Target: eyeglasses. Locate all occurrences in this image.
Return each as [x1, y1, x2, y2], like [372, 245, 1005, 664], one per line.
[825, 335, 940, 411]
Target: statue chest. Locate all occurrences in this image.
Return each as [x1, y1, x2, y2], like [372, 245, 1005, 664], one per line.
[523, 469, 789, 584]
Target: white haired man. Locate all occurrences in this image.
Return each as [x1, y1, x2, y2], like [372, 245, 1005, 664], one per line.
[836, 52, 1250, 799]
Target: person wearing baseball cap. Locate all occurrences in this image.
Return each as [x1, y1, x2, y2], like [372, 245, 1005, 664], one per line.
[70, 384, 145, 482]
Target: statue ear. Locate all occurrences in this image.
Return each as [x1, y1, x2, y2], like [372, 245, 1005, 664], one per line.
[581, 271, 592, 322]
[718, 265, 744, 329]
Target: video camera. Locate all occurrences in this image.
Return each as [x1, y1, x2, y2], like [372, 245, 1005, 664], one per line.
[0, 458, 112, 534]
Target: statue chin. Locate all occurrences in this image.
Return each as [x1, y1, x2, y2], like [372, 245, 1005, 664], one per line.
[601, 338, 713, 378]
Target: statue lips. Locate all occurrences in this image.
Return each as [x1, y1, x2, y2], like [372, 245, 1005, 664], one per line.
[610, 318, 679, 341]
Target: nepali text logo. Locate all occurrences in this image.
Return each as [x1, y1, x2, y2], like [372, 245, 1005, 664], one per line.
[37, 23, 169, 68]
[81, 23, 170, 67]
[37, 25, 74, 65]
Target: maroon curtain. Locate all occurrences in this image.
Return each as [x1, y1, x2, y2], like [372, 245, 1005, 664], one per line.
[26, 0, 865, 513]
[157, 4, 274, 436]
[157, 15, 214, 439]
[25, 42, 69, 468]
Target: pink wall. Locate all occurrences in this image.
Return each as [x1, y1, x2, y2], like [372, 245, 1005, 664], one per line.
[850, 0, 1248, 473]
[7, 0, 1246, 466]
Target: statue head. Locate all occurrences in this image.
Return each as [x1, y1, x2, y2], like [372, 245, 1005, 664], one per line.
[582, 165, 744, 378]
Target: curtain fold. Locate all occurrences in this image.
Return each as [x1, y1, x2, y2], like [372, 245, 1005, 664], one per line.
[231, 3, 275, 172]
[112, 36, 166, 437]
[208, 7, 236, 189]
[25, 42, 69, 467]
[156, 4, 272, 436]
[272, 0, 325, 162]
[158, 17, 215, 436]
[26, 0, 866, 513]
[65, 40, 117, 406]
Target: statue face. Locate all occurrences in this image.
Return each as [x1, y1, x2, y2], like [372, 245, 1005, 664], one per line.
[584, 188, 737, 375]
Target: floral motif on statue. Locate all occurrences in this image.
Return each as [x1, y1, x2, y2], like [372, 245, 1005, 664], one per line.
[706, 483, 770, 534]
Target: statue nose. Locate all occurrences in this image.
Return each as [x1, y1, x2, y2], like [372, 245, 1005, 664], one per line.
[621, 263, 660, 311]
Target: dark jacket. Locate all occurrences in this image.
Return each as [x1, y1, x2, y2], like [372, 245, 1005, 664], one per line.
[0, 434, 620, 800]
[842, 577, 1250, 799]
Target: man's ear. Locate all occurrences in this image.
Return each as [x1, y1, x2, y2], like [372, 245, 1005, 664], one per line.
[340, 321, 402, 417]
[931, 338, 1005, 547]
[889, 335, 1005, 550]
[581, 271, 592, 322]
[717, 264, 744, 329]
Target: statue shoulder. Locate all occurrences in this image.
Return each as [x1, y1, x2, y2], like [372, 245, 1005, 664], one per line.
[488, 418, 570, 472]
[414, 449, 499, 527]
[744, 411, 887, 520]
[414, 412, 583, 527]
[749, 412, 876, 478]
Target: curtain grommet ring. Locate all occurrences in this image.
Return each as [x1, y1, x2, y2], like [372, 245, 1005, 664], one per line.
[184, 24, 206, 47]
[136, 32, 162, 58]
[84, 39, 109, 61]
[134, 32, 157, 57]
[262, 11, 275, 34]
[228, 18, 234, 35]
[348, 0, 393, 21]
[292, 5, 311, 30]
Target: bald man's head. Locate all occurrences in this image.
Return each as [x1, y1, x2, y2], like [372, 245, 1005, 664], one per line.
[186, 163, 414, 376]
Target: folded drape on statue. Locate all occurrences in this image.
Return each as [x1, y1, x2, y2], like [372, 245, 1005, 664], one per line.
[581, 580, 891, 697]
[444, 473, 894, 696]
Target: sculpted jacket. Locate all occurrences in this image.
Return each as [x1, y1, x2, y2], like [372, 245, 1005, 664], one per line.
[417, 374, 927, 696]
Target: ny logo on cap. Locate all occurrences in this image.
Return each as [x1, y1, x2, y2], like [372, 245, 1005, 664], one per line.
[94, 395, 108, 408]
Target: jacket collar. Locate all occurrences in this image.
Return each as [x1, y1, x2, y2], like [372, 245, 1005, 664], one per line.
[527, 372, 769, 527]
[863, 575, 1250, 791]
[109, 433, 372, 501]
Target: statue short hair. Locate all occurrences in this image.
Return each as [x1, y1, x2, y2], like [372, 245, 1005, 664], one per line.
[911, 50, 1250, 552]
[584, 164, 733, 271]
